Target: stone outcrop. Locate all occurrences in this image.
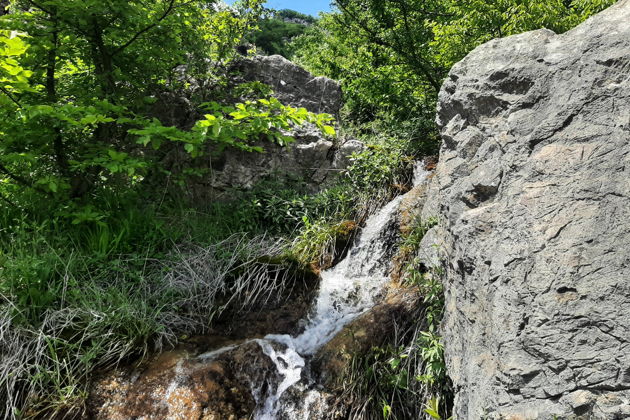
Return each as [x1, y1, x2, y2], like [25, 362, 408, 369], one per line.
[162, 56, 362, 194]
[209, 55, 357, 192]
[231, 55, 343, 115]
[313, 286, 423, 388]
[206, 124, 364, 192]
[419, 1, 630, 418]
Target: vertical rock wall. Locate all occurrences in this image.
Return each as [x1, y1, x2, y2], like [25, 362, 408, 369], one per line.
[423, 1, 630, 418]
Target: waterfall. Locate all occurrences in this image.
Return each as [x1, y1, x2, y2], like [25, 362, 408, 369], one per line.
[188, 163, 432, 419]
[251, 163, 432, 419]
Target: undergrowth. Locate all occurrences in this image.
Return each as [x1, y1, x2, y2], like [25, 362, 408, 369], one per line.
[0, 227, 289, 418]
[0, 121, 423, 418]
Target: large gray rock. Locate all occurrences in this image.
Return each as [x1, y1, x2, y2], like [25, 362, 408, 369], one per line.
[160, 56, 361, 194]
[210, 56, 354, 191]
[206, 124, 364, 192]
[231, 55, 343, 115]
[425, 1, 630, 418]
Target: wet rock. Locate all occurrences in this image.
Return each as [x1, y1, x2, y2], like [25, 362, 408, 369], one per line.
[312, 286, 422, 389]
[88, 258, 321, 419]
[275, 384, 338, 420]
[88, 342, 278, 420]
[426, 1, 630, 418]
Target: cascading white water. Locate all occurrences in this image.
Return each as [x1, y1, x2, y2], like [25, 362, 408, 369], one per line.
[186, 164, 431, 419]
[254, 196, 402, 419]
[252, 164, 433, 419]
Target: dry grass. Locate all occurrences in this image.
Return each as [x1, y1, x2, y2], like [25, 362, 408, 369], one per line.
[0, 234, 293, 420]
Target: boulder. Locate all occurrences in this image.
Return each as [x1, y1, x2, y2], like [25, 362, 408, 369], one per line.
[159, 56, 362, 194]
[230, 55, 343, 115]
[205, 124, 363, 193]
[425, 1, 630, 418]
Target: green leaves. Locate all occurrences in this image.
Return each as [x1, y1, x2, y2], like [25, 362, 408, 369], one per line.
[322, 124, 336, 136]
[0, 31, 35, 95]
[424, 397, 443, 420]
[191, 98, 336, 152]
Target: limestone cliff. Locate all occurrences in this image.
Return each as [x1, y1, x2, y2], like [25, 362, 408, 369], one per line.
[159, 55, 362, 194]
[420, 1, 630, 418]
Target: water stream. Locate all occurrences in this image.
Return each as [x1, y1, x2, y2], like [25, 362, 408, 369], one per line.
[194, 163, 431, 419]
[251, 164, 431, 419]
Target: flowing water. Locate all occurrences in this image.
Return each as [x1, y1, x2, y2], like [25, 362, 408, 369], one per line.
[250, 164, 432, 419]
[192, 163, 431, 419]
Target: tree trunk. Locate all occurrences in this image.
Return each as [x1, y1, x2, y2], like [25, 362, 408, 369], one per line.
[46, 17, 70, 178]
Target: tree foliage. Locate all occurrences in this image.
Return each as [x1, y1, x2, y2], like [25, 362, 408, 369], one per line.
[292, 0, 616, 131]
[0, 0, 334, 221]
[245, 9, 315, 57]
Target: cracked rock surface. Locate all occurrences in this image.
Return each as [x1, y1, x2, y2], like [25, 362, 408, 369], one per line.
[422, 1, 630, 418]
[231, 55, 343, 115]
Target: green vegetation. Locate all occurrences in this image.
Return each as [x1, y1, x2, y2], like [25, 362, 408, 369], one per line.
[0, 0, 617, 418]
[333, 216, 451, 420]
[292, 0, 615, 129]
[246, 9, 316, 57]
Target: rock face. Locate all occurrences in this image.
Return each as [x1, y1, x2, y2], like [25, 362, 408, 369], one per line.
[231, 55, 343, 115]
[422, 1, 630, 418]
[188, 56, 361, 193]
[207, 124, 364, 192]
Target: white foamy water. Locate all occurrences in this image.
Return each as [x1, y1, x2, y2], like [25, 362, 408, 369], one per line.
[253, 163, 432, 419]
[254, 196, 403, 419]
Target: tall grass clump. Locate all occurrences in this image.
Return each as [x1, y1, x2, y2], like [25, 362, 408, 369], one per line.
[0, 206, 292, 419]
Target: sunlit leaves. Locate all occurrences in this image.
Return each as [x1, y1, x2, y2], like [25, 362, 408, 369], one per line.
[128, 97, 336, 158]
[0, 31, 34, 95]
[430, 0, 618, 69]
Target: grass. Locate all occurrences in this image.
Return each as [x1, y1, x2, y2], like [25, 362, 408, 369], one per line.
[0, 121, 429, 419]
[0, 206, 292, 419]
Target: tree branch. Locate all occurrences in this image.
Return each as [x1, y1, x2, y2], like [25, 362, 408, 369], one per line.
[0, 163, 50, 195]
[26, 0, 92, 38]
[392, 0, 441, 91]
[0, 86, 22, 108]
[335, 0, 441, 92]
[111, 0, 178, 56]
